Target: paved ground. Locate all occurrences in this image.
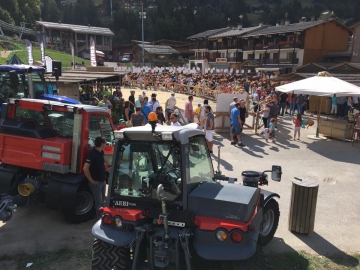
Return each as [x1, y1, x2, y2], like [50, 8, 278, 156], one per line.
[0, 111, 359, 259]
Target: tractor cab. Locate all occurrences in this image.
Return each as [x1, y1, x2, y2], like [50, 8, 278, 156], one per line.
[108, 122, 212, 210]
[92, 116, 283, 270]
[0, 65, 80, 114]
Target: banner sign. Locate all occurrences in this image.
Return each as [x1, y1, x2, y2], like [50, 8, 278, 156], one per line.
[69, 42, 75, 69]
[25, 39, 33, 65]
[37, 35, 45, 66]
[89, 36, 96, 67]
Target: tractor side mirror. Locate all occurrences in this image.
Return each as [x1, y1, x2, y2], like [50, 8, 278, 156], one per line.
[9, 71, 19, 90]
[157, 184, 165, 201]
[271, 165, 282, 182]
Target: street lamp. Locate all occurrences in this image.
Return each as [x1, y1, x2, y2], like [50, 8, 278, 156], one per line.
[239, 15, 243, 25]
[139, 3, 146, 67]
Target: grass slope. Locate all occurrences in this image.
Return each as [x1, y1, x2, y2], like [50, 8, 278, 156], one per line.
[0, 39, 90, 69]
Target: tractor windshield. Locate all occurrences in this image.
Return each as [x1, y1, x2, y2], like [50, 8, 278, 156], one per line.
[111, 142, 181, 201]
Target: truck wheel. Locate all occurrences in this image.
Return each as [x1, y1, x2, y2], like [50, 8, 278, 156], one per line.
[92, 238, 130, 270]
[64, 186, 95, 223]
[260, 199, 279, 246]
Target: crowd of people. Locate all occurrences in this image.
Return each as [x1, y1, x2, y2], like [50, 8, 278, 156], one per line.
[121, 72, 281, 100]
[86, 70, 360, 147]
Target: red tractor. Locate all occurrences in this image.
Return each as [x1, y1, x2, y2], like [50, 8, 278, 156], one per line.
[91, 116, 282, 269]
[0, 98, 115, 222]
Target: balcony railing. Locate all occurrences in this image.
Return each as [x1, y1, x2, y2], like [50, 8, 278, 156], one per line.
[190, 55, 209, 60]
[243, 45, 254, 51]
[208, 45, 217, 50]
[260, 58, 299, 65]
[217, 44, 227, 50]
[208, 57, 217, 62]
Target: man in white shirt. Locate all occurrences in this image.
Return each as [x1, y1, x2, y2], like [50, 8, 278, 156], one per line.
[148, 93, 160, 112]
[170, 113, 181, 126]
[166, 92, 177, 120]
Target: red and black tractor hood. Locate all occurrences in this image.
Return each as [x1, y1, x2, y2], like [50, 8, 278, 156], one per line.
[188, 182, 259, 223]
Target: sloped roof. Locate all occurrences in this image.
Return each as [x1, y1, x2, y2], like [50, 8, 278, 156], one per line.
[138, 44, 179, 54]
[36, 21, 114, 36]
[210, 25, 267, 38]
[243, 19, 351, 37]
[187, 28, 229, 39]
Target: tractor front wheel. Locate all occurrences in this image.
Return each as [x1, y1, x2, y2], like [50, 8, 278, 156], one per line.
[260, 199, 280, 245]
[92, 238, 131, 270]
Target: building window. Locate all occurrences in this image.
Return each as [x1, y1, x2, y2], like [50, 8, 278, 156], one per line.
[96, 35, 102, 46]
[287, 52, 297, 59]
[248, 54, 255, 60]
[248, 40, 254, 46]
[104, 36, 110, 45]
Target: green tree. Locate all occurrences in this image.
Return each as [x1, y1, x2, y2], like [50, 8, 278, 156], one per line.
[0, 7, 15, 24]
[0, 0, 21, 23]
[42, 0, 61, 22]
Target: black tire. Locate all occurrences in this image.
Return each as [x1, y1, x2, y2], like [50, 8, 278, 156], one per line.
[64, 186, 95, 223]
[92, 238, 130, 270]
[260, 199, 280, 246]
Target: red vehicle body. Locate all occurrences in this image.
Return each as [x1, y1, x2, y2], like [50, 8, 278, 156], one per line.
[0, 99, 115, 222]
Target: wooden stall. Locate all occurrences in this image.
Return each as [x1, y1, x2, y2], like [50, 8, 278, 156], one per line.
[319, 117, 354, 140]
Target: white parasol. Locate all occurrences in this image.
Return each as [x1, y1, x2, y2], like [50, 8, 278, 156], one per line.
[276, 72, 360, 139]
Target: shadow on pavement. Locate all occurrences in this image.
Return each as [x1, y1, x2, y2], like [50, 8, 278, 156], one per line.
[306, 138, 360, 165]
[212, 153, 234, 171]
[293, 232, 359, 267]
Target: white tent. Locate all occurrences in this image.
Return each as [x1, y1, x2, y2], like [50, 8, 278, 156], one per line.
[275, 73, 360, 97]
[275, 72, 360, 139]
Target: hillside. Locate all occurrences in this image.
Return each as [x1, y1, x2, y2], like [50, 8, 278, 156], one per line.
[0, 0, 359, 44]
[0, 39, 90, 68]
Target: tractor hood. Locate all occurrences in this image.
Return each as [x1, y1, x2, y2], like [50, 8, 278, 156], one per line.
[188, 182, 259, 223]
[41, 94, 81, 104]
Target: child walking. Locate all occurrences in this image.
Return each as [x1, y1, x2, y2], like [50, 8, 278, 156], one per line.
[268, 118, 276, 142]
[293, 114, 302, 140]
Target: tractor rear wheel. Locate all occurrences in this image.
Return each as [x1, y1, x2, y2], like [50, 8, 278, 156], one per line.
[92, 238, 131, 270]
[260, 199, 280, 245]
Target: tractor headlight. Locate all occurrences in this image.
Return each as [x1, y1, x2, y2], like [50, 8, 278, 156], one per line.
[161, 132, 173, 141]
[215, 230, 227, 242]
[114, 216, 123, 228]
[114, 131, 124, 139]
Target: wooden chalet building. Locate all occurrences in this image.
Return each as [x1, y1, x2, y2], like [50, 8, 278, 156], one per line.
[36, 21, 114, 58]
[188, 16, 352, 73]
[132, 44, 179, 67]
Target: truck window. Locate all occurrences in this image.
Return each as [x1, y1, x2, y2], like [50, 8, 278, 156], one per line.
[89, 114, 114, 146]
[15, 108, 47, 126]
[188, 136, 214, 184]
[45, 111, 74, 138]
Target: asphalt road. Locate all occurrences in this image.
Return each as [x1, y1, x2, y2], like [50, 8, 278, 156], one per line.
[0, 113, 359, 258]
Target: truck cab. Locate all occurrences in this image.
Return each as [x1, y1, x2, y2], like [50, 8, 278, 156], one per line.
[0, 99, 115, 222]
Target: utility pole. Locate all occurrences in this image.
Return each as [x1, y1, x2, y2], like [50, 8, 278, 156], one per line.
[139, 3, 146, 67]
